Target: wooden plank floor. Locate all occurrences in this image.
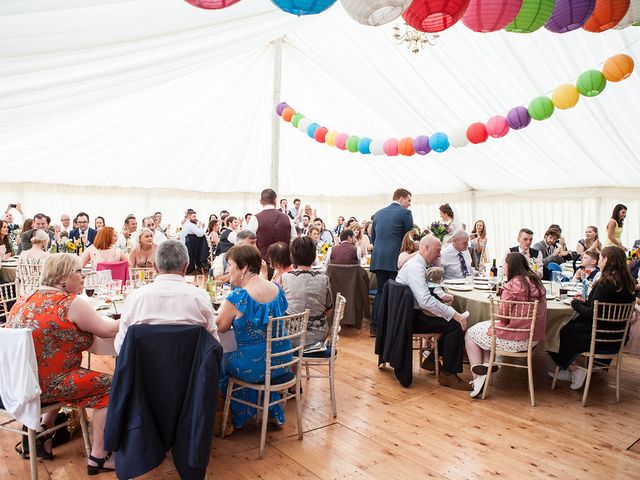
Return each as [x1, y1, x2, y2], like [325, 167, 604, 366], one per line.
[2, 322, 640, 479]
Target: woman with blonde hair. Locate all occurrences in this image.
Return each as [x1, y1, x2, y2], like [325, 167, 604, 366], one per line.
[576, 225, 602, 256]
[128, 228, 157, 268]
[79, 226, 127, 267]
[19, 229, 51, 261]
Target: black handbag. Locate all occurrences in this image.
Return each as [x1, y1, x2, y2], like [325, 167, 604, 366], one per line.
[15, 409, 81, 459]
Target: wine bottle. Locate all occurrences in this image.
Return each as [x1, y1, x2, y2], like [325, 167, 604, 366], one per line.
[490, 259, 498, 278]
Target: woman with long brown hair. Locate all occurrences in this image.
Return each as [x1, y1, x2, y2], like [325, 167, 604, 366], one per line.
[576, 225, 602, 256]
[549, 246, 636, 389]
[0, 220, 13, 260]
[465, 252, 547, 398]
[604, 204, 627, 250]
[397, 230, 420, 269]
[469, 219, 488, 267]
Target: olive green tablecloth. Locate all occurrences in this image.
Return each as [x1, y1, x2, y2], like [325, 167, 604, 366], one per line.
[450, 288, 575, 353]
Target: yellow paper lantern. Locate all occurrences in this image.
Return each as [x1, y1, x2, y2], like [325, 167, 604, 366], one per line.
[552, 84, 580, 110]
[602, 54, 635, 82]
[325, 130, 338, 147]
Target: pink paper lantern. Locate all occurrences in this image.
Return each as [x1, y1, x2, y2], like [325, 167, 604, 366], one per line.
[383, 138, 399, 156]
[462, 0, 523, 32]
[335, 133, 349, 150]
[486, 115, 510, 138]
[185, 0, 242, 9]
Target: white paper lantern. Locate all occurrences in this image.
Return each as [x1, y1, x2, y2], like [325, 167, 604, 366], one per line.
[449, 127, 469, 148]
[297, 118, 311, 132]
[340, 0, 412, 26]
[615, 0, 640, 29]
[369, 138, 385, 155]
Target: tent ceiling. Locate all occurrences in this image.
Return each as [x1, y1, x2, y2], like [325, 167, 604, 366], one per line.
[1, 0, 639, 196]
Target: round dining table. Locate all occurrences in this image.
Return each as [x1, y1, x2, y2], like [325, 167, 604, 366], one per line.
[449, 287, 576, 353]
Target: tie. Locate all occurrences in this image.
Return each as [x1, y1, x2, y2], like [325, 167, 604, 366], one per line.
[458, 252, 469, 277]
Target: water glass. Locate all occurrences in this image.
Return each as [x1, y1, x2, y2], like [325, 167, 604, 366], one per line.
[196, 275, 205, 288]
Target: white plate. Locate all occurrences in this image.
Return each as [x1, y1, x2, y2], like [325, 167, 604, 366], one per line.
[546, 294, 555, 300]
[447, 284, 473, 292]
[312, 265, 323, 270]
[567, 290, 578, 297]
[474, 284, 493, 291]
[561, 298, 573, 305]
[473, 278, 489, 283]
[443, 279, 467, 285]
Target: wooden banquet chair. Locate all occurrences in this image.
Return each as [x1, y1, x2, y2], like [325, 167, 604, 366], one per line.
[0, 329, 91, 480]
[551, 301, 635, 406]
[301, 293, 346, 418]
[482, 298, 539, 407]
[0, 282, 18, 324]
[16, 259, 44, 296]
[221, 310, 309, 459]
[129, 267, 156, 283]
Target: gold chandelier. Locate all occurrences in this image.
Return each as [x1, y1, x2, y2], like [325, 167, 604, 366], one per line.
[392, 23, 439, 54]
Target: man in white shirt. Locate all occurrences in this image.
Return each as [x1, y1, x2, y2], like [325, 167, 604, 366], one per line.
[396, 235, 470, 390]
[180, 209, 206, 242]
[116, 215, 138, 251]
[441, 230, 473, 280]
[289, 198, 302, 221]
[142, 216, 167, 245]
[59, 214, 71, 232]
[114, 240, 218, 354]
[505, 228, 543, 278]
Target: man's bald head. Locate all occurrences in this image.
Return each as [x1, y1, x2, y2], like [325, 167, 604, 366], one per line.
[419, 235, 442, 264]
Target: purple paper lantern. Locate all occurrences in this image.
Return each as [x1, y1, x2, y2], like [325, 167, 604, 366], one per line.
[506, 106, 531, 130]
[276, 102, 289, 116]
[413, 135, 431, 155]
[545, 0, 596, 33]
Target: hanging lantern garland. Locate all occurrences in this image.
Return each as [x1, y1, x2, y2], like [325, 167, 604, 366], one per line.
[270, 0, 337, 15]
[341, 0, 412, 25]
[276, 53, 634, 156]
[505, 0, 555, 32]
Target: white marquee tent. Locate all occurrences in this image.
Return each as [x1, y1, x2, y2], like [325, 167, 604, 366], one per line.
[1, 0, 640, 257]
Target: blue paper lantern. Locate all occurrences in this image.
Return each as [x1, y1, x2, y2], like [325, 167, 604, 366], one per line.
[358, 137, 372, 154]
[429, 132, 449, 153]
[271, 0, 337, 15]
[306, 123, 320, 138]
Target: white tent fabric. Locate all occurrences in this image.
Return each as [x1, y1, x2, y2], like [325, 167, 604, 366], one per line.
[1, 0, 639, 257]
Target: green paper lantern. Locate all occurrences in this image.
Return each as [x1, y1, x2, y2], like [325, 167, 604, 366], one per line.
[346, 135, 360, 152]
[576, 70, 607, 97]
[528, 96, 554, 121]
[291, 113, 304, 128]
[505, 0, 555, 33]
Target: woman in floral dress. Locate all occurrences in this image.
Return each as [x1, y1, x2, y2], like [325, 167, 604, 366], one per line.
[8, 254, 120, 474]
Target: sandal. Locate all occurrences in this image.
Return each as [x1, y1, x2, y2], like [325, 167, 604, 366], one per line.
[15, 424, 55, 460]
[87, 452, 115, 476]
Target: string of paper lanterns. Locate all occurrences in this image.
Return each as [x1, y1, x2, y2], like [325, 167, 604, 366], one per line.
[276, 53, 634, 156]
[183, 0, 640, 31]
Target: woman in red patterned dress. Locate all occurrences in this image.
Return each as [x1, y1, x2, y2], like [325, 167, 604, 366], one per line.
[8, 254, 120, 474]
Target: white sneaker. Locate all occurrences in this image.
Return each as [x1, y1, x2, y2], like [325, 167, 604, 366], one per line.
[470, 375, 486, 398]
[570, 368, 588, 390]
[548, 369, 572, 381]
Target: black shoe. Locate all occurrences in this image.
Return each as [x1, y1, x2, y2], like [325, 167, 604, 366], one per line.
[471, 363, 500, 376]
[420, 352, 435, 371]
[370, 327, 377, 337]
[87, 452, 115, 476]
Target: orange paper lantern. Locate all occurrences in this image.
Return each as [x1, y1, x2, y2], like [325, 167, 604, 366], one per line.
[583, 0, 630, 32]
[282, 107, 295, 122]
[602, 53, 635, 81]
[398, 137, 416, 156]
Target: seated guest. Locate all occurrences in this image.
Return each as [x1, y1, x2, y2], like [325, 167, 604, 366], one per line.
[80, 226, 127, 267]
[506, 228, 543, 278]
[397, 230, 419, 270]
[116, 214, 139, 251]
[573, 249, 601, 282]
[440, 230, 472, 280]
[115, 240, 218, 354]
[142, 216, 166, 245]
[465, 253, 547, 398]
[351, 222, 372, 256]
[328, 229, 360, 265]
[128, 228, 156, 268]
[469, 220, 488, 268]
[308, 226, 321, 246]
[281, 237, 333, 348]
[215, 245, 291, 427]
[69, 212, 97, 247]
[268, 241, 293, 285]
[20, 213, 54, 252]
[0, 220, 15, 260]
[396, 236, 470, 390]
[576, 225, 602, 256]
[300, 215, 311, 236]
[7, 254, 119, 473]
[19, 229, 51, 261]
[313, 218, 334, 247]
[533, 227, 569, 279]
[548, 246, 636, 389]
[4, 205, 22, 233]
[214, 216, 237, 256]
[94, 216, 105, 230]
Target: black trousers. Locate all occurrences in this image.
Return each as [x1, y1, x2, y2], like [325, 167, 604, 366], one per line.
[371, 270, 397, 331]
[414, 312, 464, 374]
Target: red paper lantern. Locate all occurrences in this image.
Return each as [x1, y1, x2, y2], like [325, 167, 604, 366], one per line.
[462, 0, 523, 32]
[467, 122, 489, 144]
[398, 137, 416, 156]
[486, 115, 510, 138]
[402, 0, 472, 32]
[582, 0, 631, 32]
[314, 126, 328, 143]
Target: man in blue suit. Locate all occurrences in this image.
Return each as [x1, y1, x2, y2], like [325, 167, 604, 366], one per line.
[370, 188, 414, 336]
[69, 211, 97, 247]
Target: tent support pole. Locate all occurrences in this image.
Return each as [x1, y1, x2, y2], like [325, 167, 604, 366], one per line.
[270, 37, 283, 192]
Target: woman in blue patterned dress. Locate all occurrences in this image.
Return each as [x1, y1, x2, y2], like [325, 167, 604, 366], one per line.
[216, 245, 292, 428]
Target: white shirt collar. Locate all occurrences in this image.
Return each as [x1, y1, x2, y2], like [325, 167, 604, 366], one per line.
[262, 205, 276, 210]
